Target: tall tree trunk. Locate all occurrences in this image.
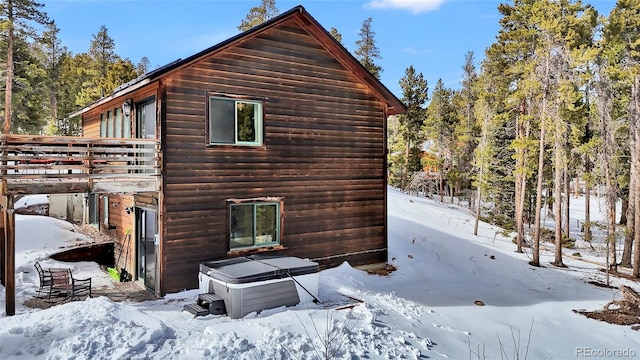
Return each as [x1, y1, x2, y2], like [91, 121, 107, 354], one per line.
[584, 161, 592, 242]
[622, 172, 635, 267]
[620, 199, 629, 225]
[474, 185, 481, 236]
[3, 0, 14, 134]
[402, 142, 410, 189]
[552, 130, 565, 267]
[515, 101, 526, 253]
[563, 164, 570, 240]
[632, 75, 640, 278]
[622, 90, 635, 267]
[605, 172, 617, 272]
[531, 118, 545, 267]
[474, 104, 490, 237]
[439, 165, 444, 203]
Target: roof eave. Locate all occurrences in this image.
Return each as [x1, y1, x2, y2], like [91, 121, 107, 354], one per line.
[67, 78, 152, 118]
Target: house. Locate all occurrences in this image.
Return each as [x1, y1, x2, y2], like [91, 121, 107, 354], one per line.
[1, 5, 406, 306]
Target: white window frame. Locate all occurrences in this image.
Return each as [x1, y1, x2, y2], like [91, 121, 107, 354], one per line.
[208, 96, 263, 146]
[229, 200, 281, 250]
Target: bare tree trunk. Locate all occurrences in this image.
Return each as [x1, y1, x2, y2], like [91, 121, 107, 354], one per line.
[552, 129, 565, 267]
[474, 102, 490, 237]
[515, 100, 526, 253]
[438, 168, 444, 203]
[622, 121, 635, 267]
[450, 183, 454, 203]
[632, 76, 640, 278]
[620, 198, 629, 225]
[605, 172, 617, 272]
[564, 166, 570, 240]
[3, 1, 14, 134]
[401, 142, 410, 189]
[531, 118, 545, 267]
[584, 166, 592, 242]
[474, 185, 481, 236]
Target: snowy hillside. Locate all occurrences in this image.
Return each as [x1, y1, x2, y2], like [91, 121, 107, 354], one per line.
[0, 188, 638, 359]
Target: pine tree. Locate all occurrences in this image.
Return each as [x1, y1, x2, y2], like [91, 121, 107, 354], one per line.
[472, 69, 502, 235]
[137, 56, 150, 76]
[484, 0, 539, 249]
[394, 65, 428, 189]
[76, 25, 134, 106]
[57, 52, 85, 135]
[601, 0, 640, 277]
[0, 0, 48, 134]
[355, 17, 382, 79]
[89, 25, 116, 98]
[237, 0, 279, 32]
[329, 27, 343, 45]
[451, 51, 480, 197]
[41, 20, 64, 134]
[104, 58, 137, 95]
[425, 79, 456, 202]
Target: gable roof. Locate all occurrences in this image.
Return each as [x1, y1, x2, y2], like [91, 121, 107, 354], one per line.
[70, 5, 406, 117]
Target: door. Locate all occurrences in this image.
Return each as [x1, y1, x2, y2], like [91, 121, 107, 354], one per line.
[136, 97, 156, 139]
[136, 97, 156, 173]
[136, 208, 157, 291]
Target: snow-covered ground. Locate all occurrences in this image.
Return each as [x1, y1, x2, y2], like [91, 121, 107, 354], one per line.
[0, 188, 638, 359]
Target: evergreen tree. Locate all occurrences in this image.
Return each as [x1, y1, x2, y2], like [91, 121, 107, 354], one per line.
[0, 0, 48, 134]
[76, 25, 137, 106]
[528, 0, 596, 267]
[329, 27, 343, 45]
[137, 56, 150, 76]
[472, 70, 501, 235]
[104, 58, 137, 95]
[57, 52, 85, 135]
[1, 33, 47, 134]
[393, 65, 428, 189]
[237, 0, 279, 31]
[41, 20, 64, 134]
[484, 0, 539, 248]
[355, 17, 382, 79]
[425, 79, 456, 202]
[451, 51, 480, 196]
[88, 25, 115, 98]
[601, 0, 640, 277]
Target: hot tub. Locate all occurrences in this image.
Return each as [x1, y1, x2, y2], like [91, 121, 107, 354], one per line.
[198, 255, 319, 319]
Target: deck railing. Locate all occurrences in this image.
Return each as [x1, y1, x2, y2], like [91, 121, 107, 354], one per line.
[0, 134, 161, 195]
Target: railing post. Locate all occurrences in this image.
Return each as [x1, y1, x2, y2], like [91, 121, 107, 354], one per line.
[87, 142, 93, 192]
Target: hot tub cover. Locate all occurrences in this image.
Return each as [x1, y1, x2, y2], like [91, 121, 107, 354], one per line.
[199, 255, 319, 284]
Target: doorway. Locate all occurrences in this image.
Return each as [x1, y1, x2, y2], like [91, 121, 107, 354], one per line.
[136, 208, 157, 291]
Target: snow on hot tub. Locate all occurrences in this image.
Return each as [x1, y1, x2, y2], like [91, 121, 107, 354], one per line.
[198, 255, 319, 319]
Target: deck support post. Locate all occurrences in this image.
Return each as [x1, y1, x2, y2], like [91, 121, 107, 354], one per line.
[0, 205, 4, 286]
[1, 195, 14, 315]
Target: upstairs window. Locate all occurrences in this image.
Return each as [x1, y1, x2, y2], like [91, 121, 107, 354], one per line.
[100, 114, 107, 137]
[229, 199, 281, 250]
[209, 96, 262, 145]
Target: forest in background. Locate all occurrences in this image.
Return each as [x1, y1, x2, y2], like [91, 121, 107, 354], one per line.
[389, 0, 640, 279]
[1, 0, 639, 277]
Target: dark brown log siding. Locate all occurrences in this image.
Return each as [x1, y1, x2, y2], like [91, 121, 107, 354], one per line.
[160, 19, 387, 292]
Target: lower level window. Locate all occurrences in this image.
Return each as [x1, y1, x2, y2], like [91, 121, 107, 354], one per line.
[230, 200, 280, 250]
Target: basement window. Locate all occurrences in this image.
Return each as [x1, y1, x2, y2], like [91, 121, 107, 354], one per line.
[229, 199, 281, 250]
[208, 97, 263, 146]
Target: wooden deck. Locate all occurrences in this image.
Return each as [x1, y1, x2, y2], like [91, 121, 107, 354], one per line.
[0, 135, 161, 195]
